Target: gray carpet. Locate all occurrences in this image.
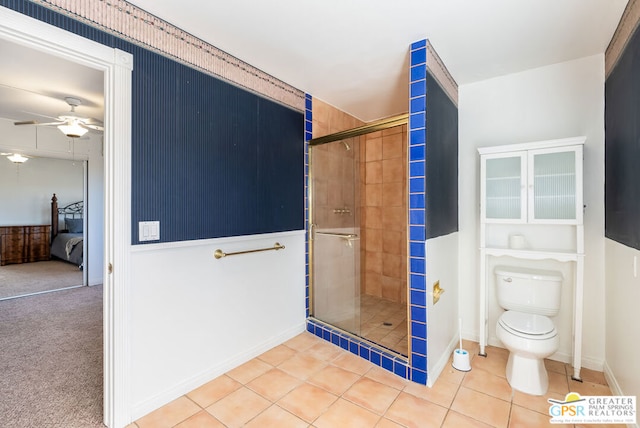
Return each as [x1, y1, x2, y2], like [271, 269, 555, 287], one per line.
[0, 260, 83, 300]
[0, 284, 104, 427]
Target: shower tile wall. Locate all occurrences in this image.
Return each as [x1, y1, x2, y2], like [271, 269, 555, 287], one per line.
[361, 126, 408, 304]
[311, 141, 358, 229]
[311, 98, 365, 138]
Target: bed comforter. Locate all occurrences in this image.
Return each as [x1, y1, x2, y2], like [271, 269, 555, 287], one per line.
[51, 232, 83, 267]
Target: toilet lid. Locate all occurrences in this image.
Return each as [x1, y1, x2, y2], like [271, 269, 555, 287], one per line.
[499, 311, 555, 336]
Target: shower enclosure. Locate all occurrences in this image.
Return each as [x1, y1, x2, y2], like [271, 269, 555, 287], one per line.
[309, 115, 409, 356]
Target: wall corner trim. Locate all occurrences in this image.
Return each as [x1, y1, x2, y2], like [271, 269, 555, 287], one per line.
[606, 0, 640, 78]
[426, 41, 458, 107]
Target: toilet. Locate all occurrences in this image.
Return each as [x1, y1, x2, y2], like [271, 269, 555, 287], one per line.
[494, 265, 563, 395]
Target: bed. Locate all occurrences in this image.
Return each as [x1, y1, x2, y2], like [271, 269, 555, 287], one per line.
[50, 193, 84, 269]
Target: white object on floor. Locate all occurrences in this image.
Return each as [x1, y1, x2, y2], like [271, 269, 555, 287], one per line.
[452, 317, 471, 372]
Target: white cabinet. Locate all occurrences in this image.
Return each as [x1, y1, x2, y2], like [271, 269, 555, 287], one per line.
[477, 136, 586, 381]
[481, 145, 583, 224]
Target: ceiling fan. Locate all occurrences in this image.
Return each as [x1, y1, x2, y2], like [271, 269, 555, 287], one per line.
[14, 96, 104, 138]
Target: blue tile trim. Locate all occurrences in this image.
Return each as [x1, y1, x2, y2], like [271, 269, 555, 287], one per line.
[409, 161, 425, 177]
[409, 38, 429, 386]
[409, 225, 425, 241]
[409, 208, 425, 225]
[409, 194, 425, 209]
[410, 80, 426, 98]
[412, 353, 427, 371]
[410, 129, 426, 146]
[411, 39, 427, 50]
[409, 242, 425, 258]
[409, 145, 425, 161]
[410, 47, 427, 66]
[307, 319, 409, 380]
[409, 112, 426, 130]
[409, 306, 426, 325]
[411, 320, 427, 338]
[412, 369, 427, 385]
[410, 66, 427, 83]
[412, 337, 427, 355]
[410, 273, 426, 291]
[410, 290, 427, 308]
[409, 178, 425, 194]
[304, 94, 312, 318]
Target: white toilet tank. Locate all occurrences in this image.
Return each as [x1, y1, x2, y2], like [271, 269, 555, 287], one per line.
[495, 266, 563, 316]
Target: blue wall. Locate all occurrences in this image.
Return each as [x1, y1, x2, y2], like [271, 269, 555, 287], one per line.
[605, 23, 640, 250]
[425, 73, 458, 239]
[1, 0, 304, 244]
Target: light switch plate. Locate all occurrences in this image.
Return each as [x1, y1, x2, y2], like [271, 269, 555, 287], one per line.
[139, 221, 160, 241]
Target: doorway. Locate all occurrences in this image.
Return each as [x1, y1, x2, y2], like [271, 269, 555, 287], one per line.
[0, 7, 133, 427]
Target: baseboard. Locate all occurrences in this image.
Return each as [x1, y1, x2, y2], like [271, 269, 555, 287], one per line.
[550, 350, 604, 373]
[603, 360, 624, 395]
[462, 330, 479, 344]
[130, 322, 306, 421]
[427, 334, 459, 387]
[603, 361, 638, 428]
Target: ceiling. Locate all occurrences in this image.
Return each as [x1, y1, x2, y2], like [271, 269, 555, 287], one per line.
[0, 0, 628, 125]
[0, 38, 103, 128]
[126, 0, 628, 121]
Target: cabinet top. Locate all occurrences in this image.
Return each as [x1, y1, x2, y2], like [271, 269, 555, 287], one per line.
[477, 136, 585, 155]
[0, 225, 51, 228]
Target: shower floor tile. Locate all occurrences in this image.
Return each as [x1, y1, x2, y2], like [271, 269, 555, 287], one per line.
[132, 332, 613, 428]
[359, 294, 408, 356]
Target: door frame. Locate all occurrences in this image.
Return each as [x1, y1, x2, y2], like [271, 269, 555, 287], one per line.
[0, 7, 133, 427]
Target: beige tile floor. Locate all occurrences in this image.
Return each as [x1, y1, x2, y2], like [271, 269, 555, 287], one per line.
[130, 332, 613, 428]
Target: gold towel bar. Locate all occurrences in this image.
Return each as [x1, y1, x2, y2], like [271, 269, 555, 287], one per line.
[214, 242, 285, 259]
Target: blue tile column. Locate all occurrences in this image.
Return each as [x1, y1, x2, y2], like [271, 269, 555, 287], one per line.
[408, 39, 428, 385]
[304, 94, 312, 317]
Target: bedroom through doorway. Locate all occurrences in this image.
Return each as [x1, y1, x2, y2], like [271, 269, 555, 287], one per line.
[0, 33, 105, 301]
[0, 155, 90, 301]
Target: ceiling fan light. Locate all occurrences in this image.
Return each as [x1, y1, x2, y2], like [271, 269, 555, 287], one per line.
[58, 122, 88, 138]
[7, 153, 28, 163]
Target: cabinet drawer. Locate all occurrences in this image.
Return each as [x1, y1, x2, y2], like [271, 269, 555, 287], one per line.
[26, 225, 50, 234]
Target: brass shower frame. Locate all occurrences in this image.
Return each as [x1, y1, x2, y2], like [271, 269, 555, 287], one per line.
[307, 113, 410, 359]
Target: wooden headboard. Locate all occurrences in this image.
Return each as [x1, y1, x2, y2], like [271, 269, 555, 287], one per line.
[51, 193, 84, 239]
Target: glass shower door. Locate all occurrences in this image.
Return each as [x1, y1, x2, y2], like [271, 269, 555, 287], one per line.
[310, 137, 361, 335]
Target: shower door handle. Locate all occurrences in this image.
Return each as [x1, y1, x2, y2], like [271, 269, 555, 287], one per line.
[315, 231, 359, 239]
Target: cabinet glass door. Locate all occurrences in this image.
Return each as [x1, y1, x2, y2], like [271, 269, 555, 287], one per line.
[484, 154, 526, 221]
[529, 149, 578, 222]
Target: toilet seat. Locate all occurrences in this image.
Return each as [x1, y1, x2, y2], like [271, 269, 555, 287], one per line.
[498, 311, 557, 340]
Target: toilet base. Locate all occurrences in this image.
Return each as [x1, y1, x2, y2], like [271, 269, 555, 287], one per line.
[505, 352, 549, 396]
